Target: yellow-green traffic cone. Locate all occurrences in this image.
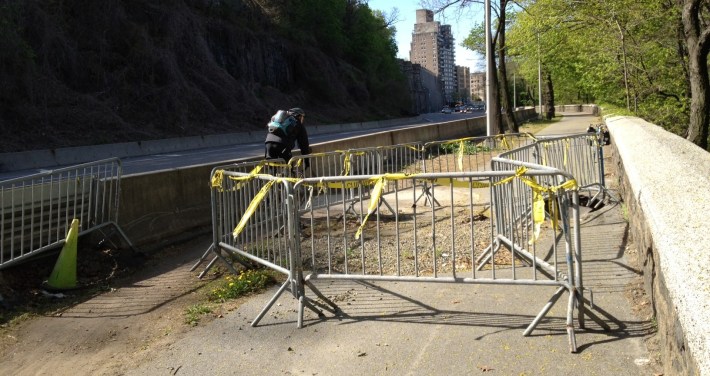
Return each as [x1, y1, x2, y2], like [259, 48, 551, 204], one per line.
[46, 219, 79, 290]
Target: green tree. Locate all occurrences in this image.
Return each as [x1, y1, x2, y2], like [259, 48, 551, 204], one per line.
[278, 0, 408, 112]
[507, 0, 708, 148]
[434, 0, 518, 133]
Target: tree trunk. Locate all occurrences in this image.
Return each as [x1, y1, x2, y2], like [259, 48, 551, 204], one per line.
[683, 0, 710, 149]
[487, 23, 502, 135]
[614, 18, 632, 112]
[545, 72, 555, 120]
[497, 0, 518, 133]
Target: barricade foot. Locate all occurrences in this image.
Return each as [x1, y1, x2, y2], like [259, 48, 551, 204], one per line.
[578, 294, 614, 332]
[305, 280, 340, 314]
[252, 279, 290, 327]
[523, 286, 566, 336]
[190, 243, 215, 272]
[566, 291, 578, 353]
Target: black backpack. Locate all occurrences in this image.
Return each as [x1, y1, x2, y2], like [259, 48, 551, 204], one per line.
[267, 110, 296, 137]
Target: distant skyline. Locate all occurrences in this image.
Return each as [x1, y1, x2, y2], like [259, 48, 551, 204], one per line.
[367, 0, 485, 71]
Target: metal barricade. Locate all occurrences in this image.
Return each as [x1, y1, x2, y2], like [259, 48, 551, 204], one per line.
[206, 170, 325, 326]
[499, 133, 608, 207]
[191, 159, 292, 277]
[0, 158, 132, 270]
[204, 131, 623, 352]
[421, 133, 538, 174]
[209, 164, 589, 351]
[289, 144, 424, 216]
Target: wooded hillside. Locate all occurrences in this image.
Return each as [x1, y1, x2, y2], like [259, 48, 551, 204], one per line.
[0, 0, 411, 152]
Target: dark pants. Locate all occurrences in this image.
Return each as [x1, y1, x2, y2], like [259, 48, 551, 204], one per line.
[264, 142, 291, 163]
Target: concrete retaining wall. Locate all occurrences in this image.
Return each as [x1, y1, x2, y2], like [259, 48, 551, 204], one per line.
[554, 104, 599, 114]
[606, 115, 709, 376]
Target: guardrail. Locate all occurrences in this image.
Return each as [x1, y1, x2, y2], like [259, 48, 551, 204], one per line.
[0, 158, 134, 270]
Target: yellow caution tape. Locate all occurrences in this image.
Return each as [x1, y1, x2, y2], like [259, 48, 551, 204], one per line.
[289, 158, 304, 168]
[211, 169, 224, 189]
[500, 135, 511, 150]
[211, 161, 291, 192]
[232, 179, 277, 238]
[353, 168, 551, 240]
[342, 151, 365, 176]
[354, 173, 412, 239]
[458, 140, 465, 171]
[225, 173, 301, 239]
[215, 161, 579, 245]
[342, 152, 352, 176]
[531, 189, 546, 242]
[514, 169, 578, 243]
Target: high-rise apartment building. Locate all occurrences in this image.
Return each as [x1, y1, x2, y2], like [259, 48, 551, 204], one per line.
[410, 9, 456, 105]
[470, 72, 486, 102]
[456, 66, 470, 102]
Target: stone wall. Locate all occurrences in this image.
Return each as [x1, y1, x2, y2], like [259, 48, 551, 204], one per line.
[606, 115, 709, 376]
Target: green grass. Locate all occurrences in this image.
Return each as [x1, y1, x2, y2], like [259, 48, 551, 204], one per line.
[519, 115, 563, 134]
[206, 269, 275, 303]
[184, 304, 213, 326]
[438, 142, 492, 155]
[183, 268, 276, 326]
[621, 203, 630, 222]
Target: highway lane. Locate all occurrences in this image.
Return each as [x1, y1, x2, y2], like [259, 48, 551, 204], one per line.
[2, 111, 482, 179]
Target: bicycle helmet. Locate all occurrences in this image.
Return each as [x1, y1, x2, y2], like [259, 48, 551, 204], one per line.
[288, 107, 305, 118]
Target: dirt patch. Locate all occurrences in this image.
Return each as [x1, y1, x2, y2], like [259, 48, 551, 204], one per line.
[0, 236, 234, 375]
[0, 240, 146, 321]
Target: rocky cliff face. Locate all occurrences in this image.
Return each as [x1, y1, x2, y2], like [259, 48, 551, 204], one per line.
[0, 0, 410, 152]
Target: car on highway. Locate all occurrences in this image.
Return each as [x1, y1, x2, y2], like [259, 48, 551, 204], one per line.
[441, 107, 452, 114]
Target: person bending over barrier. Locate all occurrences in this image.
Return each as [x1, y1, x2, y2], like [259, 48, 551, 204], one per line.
[264, 107, 311, 166]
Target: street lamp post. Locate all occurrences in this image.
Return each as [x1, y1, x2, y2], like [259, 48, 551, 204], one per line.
[485, 0, 492, 136]
[538, 33, 543, 120]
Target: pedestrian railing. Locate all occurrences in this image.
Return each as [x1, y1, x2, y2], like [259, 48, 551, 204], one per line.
[0, 158, 133, 270]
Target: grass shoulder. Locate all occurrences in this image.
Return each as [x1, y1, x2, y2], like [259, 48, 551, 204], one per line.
[519, 115, 563, 135]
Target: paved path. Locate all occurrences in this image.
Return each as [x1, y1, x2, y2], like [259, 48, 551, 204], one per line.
[123, 113, 658, 375]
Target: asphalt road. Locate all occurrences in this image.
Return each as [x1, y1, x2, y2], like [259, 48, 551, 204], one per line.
[0, 111, 481, 180]
[116, 111, 481, 176]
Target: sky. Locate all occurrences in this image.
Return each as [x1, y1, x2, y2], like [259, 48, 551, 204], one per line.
[367, 0, 486, 71]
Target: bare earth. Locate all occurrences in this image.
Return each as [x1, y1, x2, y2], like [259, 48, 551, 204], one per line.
[0, 236, 231, 376]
